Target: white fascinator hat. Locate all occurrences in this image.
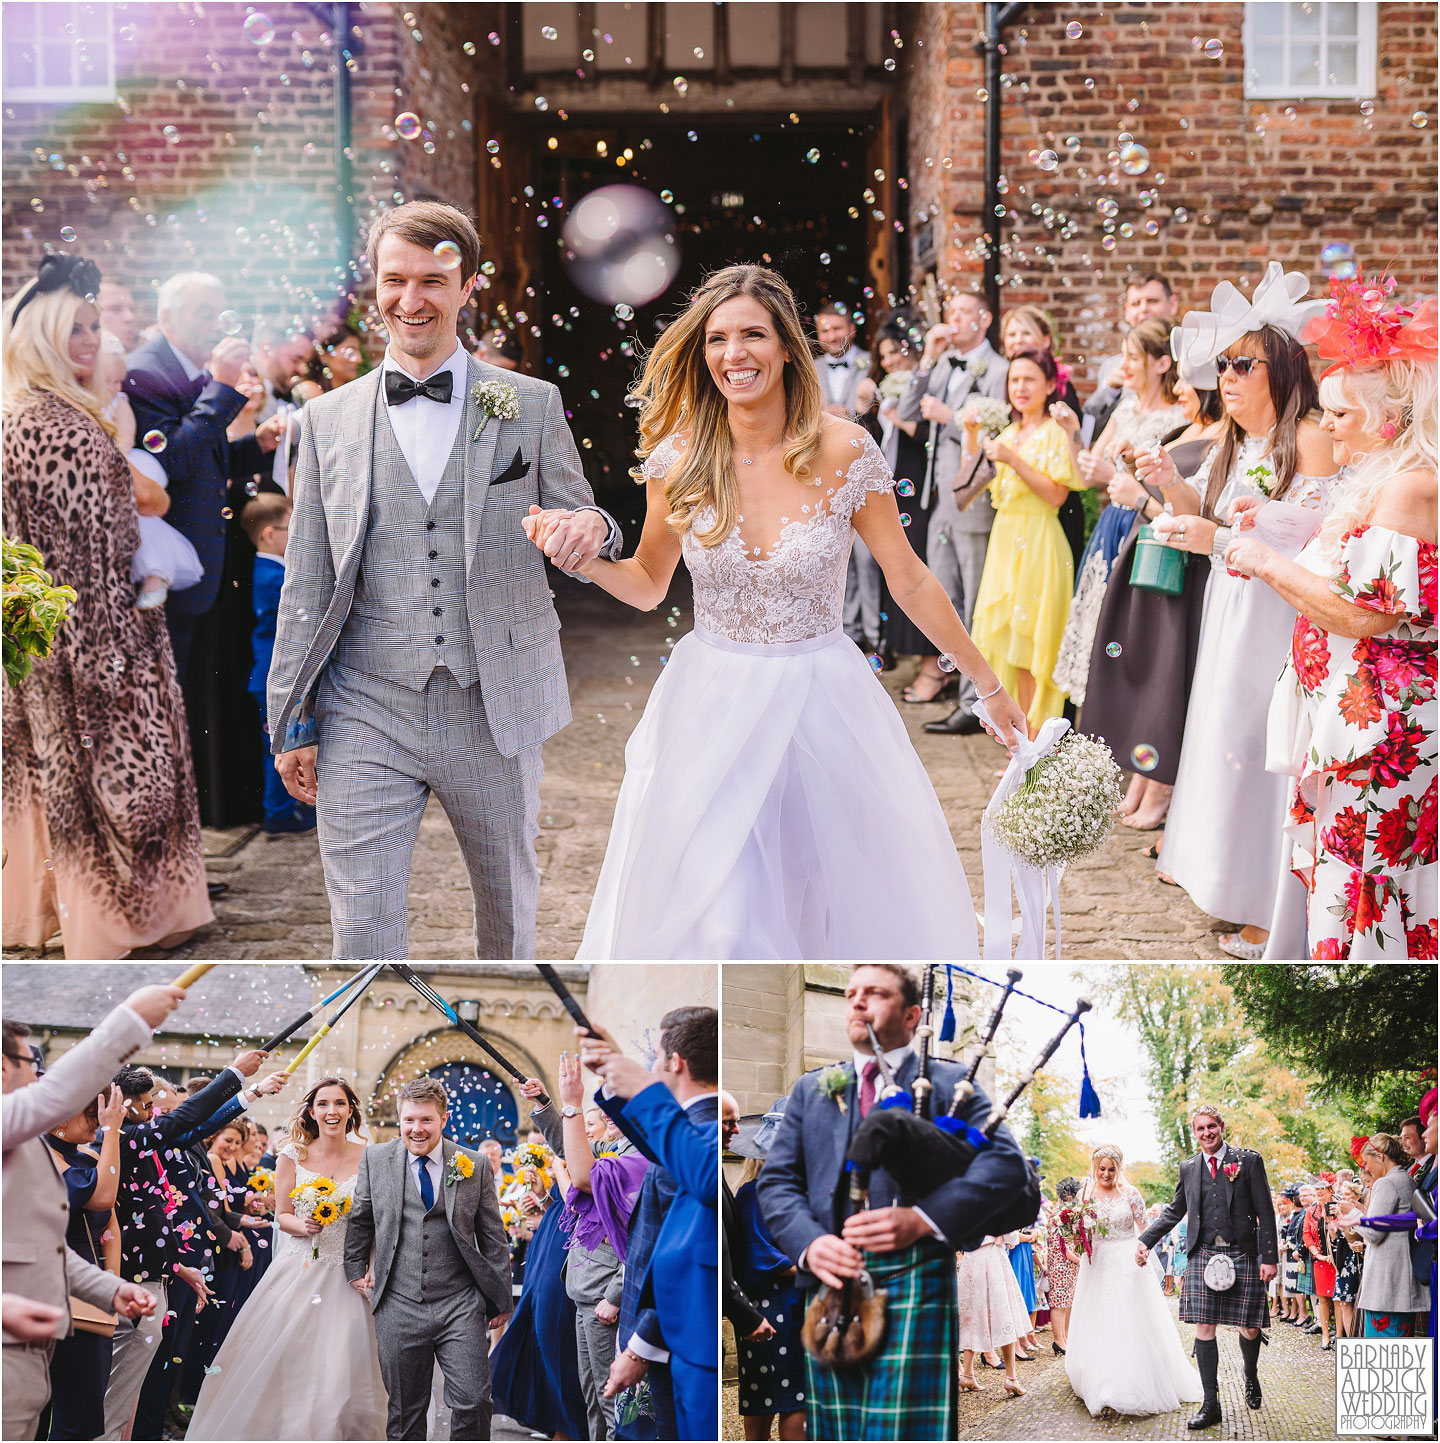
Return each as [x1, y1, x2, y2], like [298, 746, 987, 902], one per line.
[1173, 260, 1330, 373]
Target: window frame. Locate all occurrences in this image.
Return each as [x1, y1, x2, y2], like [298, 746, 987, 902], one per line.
[1241, 0, 1377, 100]
[3, 2, 116, 104]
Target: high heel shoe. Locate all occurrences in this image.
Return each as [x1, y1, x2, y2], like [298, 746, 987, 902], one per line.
[1052, 1342, 1066, 1356]
[902, 675, 958, 705]
[1003, 1378, 1026, 1397]
[958, 1375, 982, 1392]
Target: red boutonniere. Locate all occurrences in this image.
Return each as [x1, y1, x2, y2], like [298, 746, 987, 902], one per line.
[1223, 1162, 1241, 1181]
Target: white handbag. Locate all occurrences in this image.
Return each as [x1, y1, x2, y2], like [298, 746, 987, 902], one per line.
[1203, 1252, 1237, 1291]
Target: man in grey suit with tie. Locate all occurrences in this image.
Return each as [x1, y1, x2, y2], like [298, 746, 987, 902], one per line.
[897, 292, 1010, 735]
[269, 202, 622, 959]
[344, 1077, 512, 1440]
[813, 302, 882, 653]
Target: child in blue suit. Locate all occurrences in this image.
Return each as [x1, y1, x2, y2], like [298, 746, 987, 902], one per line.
[242, 494, 315, 834]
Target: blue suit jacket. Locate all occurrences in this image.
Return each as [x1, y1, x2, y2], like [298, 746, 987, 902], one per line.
[757, 1051, 1030, 1282]
[248, 553, 285, 697]
[124, 335, 267, 615]
[618, 1083, 718, 1374]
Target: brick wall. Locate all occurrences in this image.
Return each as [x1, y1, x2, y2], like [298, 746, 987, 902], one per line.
[901, 1, 1438, 384]
[1, 1, 498, 335]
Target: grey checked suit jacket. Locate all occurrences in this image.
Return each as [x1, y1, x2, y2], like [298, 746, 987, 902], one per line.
[896, 339, 1010, 533]
[268, 352, 618, 760]
[343, 1137, 512, 1316]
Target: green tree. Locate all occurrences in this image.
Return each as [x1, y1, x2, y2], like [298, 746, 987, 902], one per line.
[1009, 1071, 1092, 1189]
[1127, 1159, 1177, 1208]
[1220, 963, 1436, 1131]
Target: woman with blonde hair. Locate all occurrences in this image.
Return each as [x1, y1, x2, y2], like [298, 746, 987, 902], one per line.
[534, 264, 1026, 959]
[188, 1076, 386, 1440]
[1064, 1144, 1202, 1417]
[1, 254, 211, 958]
[1222, 288, 1436, 957]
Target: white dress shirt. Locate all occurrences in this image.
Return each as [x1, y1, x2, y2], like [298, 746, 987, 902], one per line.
[623, 1090, 716, 1366]
[380, 338, 470, 504]
[942, 339, 991, 403]
[821, 345, 861, 406]
[412, 1147, 443, 1203]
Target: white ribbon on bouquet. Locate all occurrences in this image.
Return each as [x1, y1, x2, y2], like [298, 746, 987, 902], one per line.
[971, 709, 1071, 961]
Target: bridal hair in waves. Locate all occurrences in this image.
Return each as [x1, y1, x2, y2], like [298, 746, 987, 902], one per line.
[628, 263, 825, 547]
[286, 1075, 365, 1161]
[1314, 356, 1437, 565]
[1084, 1143, 1129, 1196]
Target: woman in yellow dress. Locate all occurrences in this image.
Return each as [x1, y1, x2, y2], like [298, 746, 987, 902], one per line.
[961, 346, 1082, 733]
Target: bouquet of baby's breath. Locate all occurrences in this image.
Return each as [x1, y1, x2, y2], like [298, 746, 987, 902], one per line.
[878, 368, 913, 402]
[958, 395, 1013, 438]
[985, 732, 1123, 869]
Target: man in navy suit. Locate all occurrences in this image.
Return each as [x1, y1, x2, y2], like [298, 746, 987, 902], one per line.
[123, 271, 287, 677]
[584, 1008, 719, 1442]
[758, 964, 1033, 1441]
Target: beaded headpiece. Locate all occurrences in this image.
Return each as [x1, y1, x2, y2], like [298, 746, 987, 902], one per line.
[1302, 271, 1439, 379]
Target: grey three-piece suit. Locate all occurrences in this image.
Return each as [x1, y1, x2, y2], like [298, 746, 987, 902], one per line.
[896, 340, 1010, 708]
[267, 351, 620, 958]
[343, 1137, 512, 1440]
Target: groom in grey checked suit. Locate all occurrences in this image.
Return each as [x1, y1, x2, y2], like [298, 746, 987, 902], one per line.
[268, 202, 621, 958]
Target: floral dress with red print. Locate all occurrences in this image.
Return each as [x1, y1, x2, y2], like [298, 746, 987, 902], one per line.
[1283, 523, 1438, 958]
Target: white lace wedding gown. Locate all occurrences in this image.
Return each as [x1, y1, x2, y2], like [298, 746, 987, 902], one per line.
[187, 1147, 388, 1440]
[578, 430, 981, 959]
[1064, 1185, 1203, 1417]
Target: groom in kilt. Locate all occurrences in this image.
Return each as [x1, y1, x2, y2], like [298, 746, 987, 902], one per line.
[1137, 1104, 1278, 1431]
[758, 964, 1032, 1441]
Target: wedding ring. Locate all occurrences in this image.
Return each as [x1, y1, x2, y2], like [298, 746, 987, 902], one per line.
[569, 551, 582, 564]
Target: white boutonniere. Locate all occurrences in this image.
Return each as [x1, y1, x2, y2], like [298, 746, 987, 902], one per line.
[471, 379, 521, 441]
[817, 1064, 851, 1114]
[1244, 461, 1275, 497]
[969, 355, 988, 379]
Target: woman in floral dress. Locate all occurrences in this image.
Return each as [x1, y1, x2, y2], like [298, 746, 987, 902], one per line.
[1223, 288, 1436, 957]
[1044, 1178, 1082, 1354]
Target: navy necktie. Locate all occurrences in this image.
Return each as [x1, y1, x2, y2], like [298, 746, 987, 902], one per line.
[417, 1157, 436, 1210]
[386, 368, 453, 406]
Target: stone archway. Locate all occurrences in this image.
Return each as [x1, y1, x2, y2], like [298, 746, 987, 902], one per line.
[366, 1024, 551, 1141]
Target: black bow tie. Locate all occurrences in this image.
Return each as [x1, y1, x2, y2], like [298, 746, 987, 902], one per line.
[947, 355, 969, 370]
[827, 359, 851, 369]
[385, 369, 453, 406]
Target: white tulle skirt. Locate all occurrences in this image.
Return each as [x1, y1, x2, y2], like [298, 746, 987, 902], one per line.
[1064, 1238, 1204, 1417]
[577, 625, 981, 959]
[186, 1250, 388, 1440]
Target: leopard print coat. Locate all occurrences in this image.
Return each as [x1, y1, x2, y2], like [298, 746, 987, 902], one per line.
[2, 390, 211, 956]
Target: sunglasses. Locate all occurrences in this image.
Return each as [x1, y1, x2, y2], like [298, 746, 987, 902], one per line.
[1216, 356, 1267, 378]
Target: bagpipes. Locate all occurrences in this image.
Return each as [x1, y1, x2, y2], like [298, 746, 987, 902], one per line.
[804, 967, 1088, 1370]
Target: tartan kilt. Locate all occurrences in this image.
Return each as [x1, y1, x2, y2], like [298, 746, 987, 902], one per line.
[805, 1240, 957, 1441]
[1179, 1245, 1269, 1328]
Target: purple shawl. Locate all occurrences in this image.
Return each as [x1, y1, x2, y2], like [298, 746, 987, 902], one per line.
[559, 1151, 649, 1262]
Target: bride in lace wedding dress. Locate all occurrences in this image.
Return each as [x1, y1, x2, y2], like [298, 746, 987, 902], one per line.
[187, 1078, 387, 1440]
[1064, 1145, 1203, 1417]
[533, 265, 1027, 959]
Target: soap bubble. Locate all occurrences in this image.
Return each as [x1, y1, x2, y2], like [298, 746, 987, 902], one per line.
[541, 25, 558, 40]
[433, 240, 462, 269]
[59, 225, 76, 242]
[394, 112, 421, 140]
[900, 512, 912, 527]
[1413, 110, 1430, 129]
[1203, 37, 1223, 59]
[1035, 149, 1059, 171]
[1105, 641, 1123, 658]
[1320, 241, 1357, 280]
[561, 184, 681, 307]
[242, 12, 275, 45]
[486, 139, 500, 154]
[1066, 21, 1083, 39]
[463, 40, 476, 55]
[896, 479, 915, 497]
[805, 148, 821, 163]
[937, 653, 958, 673]
[218, 309, 243, 336]
[867, 653, 884, 673]
[1119, 143, 1150, 176]
[143, 429, 167, 453]
[162, 125, 179, 144]
[1131, 743, 1160, 772]
[534, 96, 549, 111]
[672, 75, 687, 95]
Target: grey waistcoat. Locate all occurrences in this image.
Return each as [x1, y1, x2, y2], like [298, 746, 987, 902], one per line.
[563, 1234, 623, 1306]
[390, 1160, 473, 1304]
[332, 397, 479, 690]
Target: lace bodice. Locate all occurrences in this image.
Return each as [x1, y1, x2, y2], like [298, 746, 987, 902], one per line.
[275, 1144, 361, 1268]
[645, 430, 895, 643]
[1196, 433, 1343, 521]
[1086, 1184, 1147, 1241]
[1098, 392, 1188, 461]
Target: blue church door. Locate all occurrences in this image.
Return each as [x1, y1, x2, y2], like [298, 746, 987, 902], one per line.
[424, 1062, 519, 1147]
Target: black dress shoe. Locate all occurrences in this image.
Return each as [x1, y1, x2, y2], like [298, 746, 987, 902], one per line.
[1188, 1397, 1222, 1430]
[1302, 1320, 1322, 1334]
[924, 705, 983, 735]
[1244, 1374, 1263, 1407]
[207, 880, 229, 899]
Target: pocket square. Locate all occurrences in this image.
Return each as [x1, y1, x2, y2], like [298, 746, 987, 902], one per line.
[490, 449, 531, 486]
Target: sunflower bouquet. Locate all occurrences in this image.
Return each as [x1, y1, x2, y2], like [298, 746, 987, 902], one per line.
[289, 1176, 349, 1260]
[509, 1141, 556, 1195]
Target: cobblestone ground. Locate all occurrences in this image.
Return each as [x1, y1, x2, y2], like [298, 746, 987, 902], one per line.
[725, 1305, 1339, 1441]
[87, 580, 1232, 960]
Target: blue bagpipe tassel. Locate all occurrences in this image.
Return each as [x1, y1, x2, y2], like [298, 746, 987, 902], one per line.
[939, 968, 957, 1044]
[1078, 1024, 1102, 1118]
